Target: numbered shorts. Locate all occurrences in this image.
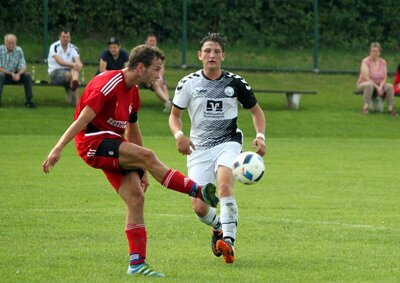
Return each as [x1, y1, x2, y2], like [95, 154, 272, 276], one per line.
[187, 141, 242, 186]
[76, 136, 143, 191]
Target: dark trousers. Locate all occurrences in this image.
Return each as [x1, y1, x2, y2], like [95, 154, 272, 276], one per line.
[0, 72, 33, 102]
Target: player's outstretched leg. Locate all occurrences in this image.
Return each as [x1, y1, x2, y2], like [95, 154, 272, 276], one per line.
[161, 169, 219, 207]
[127, 263, 165, 277]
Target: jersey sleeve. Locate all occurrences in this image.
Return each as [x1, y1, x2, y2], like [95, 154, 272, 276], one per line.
[234, 75, 257, 109]
[173, 75, 192, 109]
[129, 86, 141, 123]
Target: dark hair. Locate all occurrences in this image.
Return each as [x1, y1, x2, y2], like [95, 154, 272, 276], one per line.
[147, 33, 157, 38]
[127, 44, 165, 69]
[200, 32, 227, 52]
[59, 26, 71, 35]
[397, 63, 400, 73]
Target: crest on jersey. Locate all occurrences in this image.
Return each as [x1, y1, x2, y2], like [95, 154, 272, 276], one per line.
[224, 86, 234, 97]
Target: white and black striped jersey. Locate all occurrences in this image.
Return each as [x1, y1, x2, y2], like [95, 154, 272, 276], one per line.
[173, 70, 258, 150]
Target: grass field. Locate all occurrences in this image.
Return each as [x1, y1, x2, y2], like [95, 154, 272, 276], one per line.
[1, 69, 400, 282]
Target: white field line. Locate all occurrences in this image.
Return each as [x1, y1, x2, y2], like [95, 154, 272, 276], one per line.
[20, 208, 400, 232]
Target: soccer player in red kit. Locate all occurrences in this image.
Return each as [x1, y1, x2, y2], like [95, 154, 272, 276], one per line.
[42, 44, 218, 277]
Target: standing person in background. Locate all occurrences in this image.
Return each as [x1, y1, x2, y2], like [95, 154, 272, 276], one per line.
[143, 33, 171, 113]
[97, 37, 129, 74]
[0, 33, 36, 108]
[48, 28, 83, 106]
[169, 33, 266, 264]
[42, 44, 218, 277]
[356, 42, 397, 116]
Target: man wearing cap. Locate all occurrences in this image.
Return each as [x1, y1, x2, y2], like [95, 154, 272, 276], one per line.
[98, 37, 129, 74]
[48, 28, 83, 106]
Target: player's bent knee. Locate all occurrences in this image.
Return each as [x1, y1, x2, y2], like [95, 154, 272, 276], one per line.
[141, 150, 159, 170]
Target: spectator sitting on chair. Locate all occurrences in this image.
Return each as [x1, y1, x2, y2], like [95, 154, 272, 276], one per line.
[48, 28, 83, 106]
[0, 33, 36, 108]
[97, 37, 129, 75]
[356, 42, 396, 116]
[393, 63, 400, 97]
[142, 33, 171, 113]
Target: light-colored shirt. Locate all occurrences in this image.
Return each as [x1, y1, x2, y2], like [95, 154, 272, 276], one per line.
[358, 57, 387, 85]
[47, 40, 80, 74]
[0, 45, 26, 72]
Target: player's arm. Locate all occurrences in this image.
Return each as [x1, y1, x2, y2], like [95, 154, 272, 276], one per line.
[53, 54, 75, 69]
[126, 121, 143, 146]
[73, 55, 83, 71]
[249, 103, 266, 157]
[168, 106, 195, 155]
[99, 58, 107, 73]
[42, 106, 96, 173]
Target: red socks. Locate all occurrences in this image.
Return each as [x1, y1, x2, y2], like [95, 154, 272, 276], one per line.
[161, 169, 201, 198]
[125, 224, 146, 265]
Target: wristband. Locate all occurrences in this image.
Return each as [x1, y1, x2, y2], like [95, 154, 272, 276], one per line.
[256, 133, 265, 140]
[174, 130, 184, 139]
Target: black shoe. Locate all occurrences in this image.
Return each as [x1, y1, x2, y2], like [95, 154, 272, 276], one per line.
[25, 101, 36, 109]
[211, 229, 223, 257]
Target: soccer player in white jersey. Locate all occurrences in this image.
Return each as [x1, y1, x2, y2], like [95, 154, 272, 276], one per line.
[169, 33, 266, 264]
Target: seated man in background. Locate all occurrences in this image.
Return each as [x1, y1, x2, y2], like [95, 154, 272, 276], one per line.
[0, 33, 36, 108]
[48, 28, 83, 106]
[97, 37, 129, 74]
[142, 33, 171, 113]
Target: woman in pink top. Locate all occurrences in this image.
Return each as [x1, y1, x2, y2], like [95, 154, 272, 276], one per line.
[356, 42, 396, 116]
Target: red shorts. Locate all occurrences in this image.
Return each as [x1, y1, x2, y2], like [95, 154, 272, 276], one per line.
[75, 135, 135, 191]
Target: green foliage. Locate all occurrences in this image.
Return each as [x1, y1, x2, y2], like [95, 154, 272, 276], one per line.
[1, 1, 400, 51]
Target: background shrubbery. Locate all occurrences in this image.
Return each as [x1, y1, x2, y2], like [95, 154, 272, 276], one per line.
[2, 0, 400, 51]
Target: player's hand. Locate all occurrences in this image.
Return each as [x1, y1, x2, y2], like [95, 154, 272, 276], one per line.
[252, 137, 266, 157]
[176, 135, 195, 155]
[141, 171, 149, 192]
[42, 148, 61, 173]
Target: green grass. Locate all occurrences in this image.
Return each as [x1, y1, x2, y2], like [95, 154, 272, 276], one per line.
[1, 71, 400, 282]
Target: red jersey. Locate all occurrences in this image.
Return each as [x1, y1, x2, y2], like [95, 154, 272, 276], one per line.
[74, 70, 141, 143]
[393, 72, 400, 96]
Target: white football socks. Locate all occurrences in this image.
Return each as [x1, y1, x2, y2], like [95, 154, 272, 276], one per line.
[220, 196, 238, 241]
[198, 206, 221, 230]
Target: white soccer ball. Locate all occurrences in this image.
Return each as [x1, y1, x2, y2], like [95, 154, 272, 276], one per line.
[232, 151, 265, 185]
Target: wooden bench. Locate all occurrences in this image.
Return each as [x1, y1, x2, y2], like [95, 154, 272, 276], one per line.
[6, 81, 316, 110]
[167, 86, 317, 110]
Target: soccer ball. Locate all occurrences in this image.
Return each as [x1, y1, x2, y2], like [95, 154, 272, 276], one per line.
[232, 151, 265, 184]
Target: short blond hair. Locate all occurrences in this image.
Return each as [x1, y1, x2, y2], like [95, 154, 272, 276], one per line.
[370, 42, 382, 52]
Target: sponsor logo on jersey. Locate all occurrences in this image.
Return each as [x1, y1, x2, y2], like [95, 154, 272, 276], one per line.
[206, 100, 223, 112]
